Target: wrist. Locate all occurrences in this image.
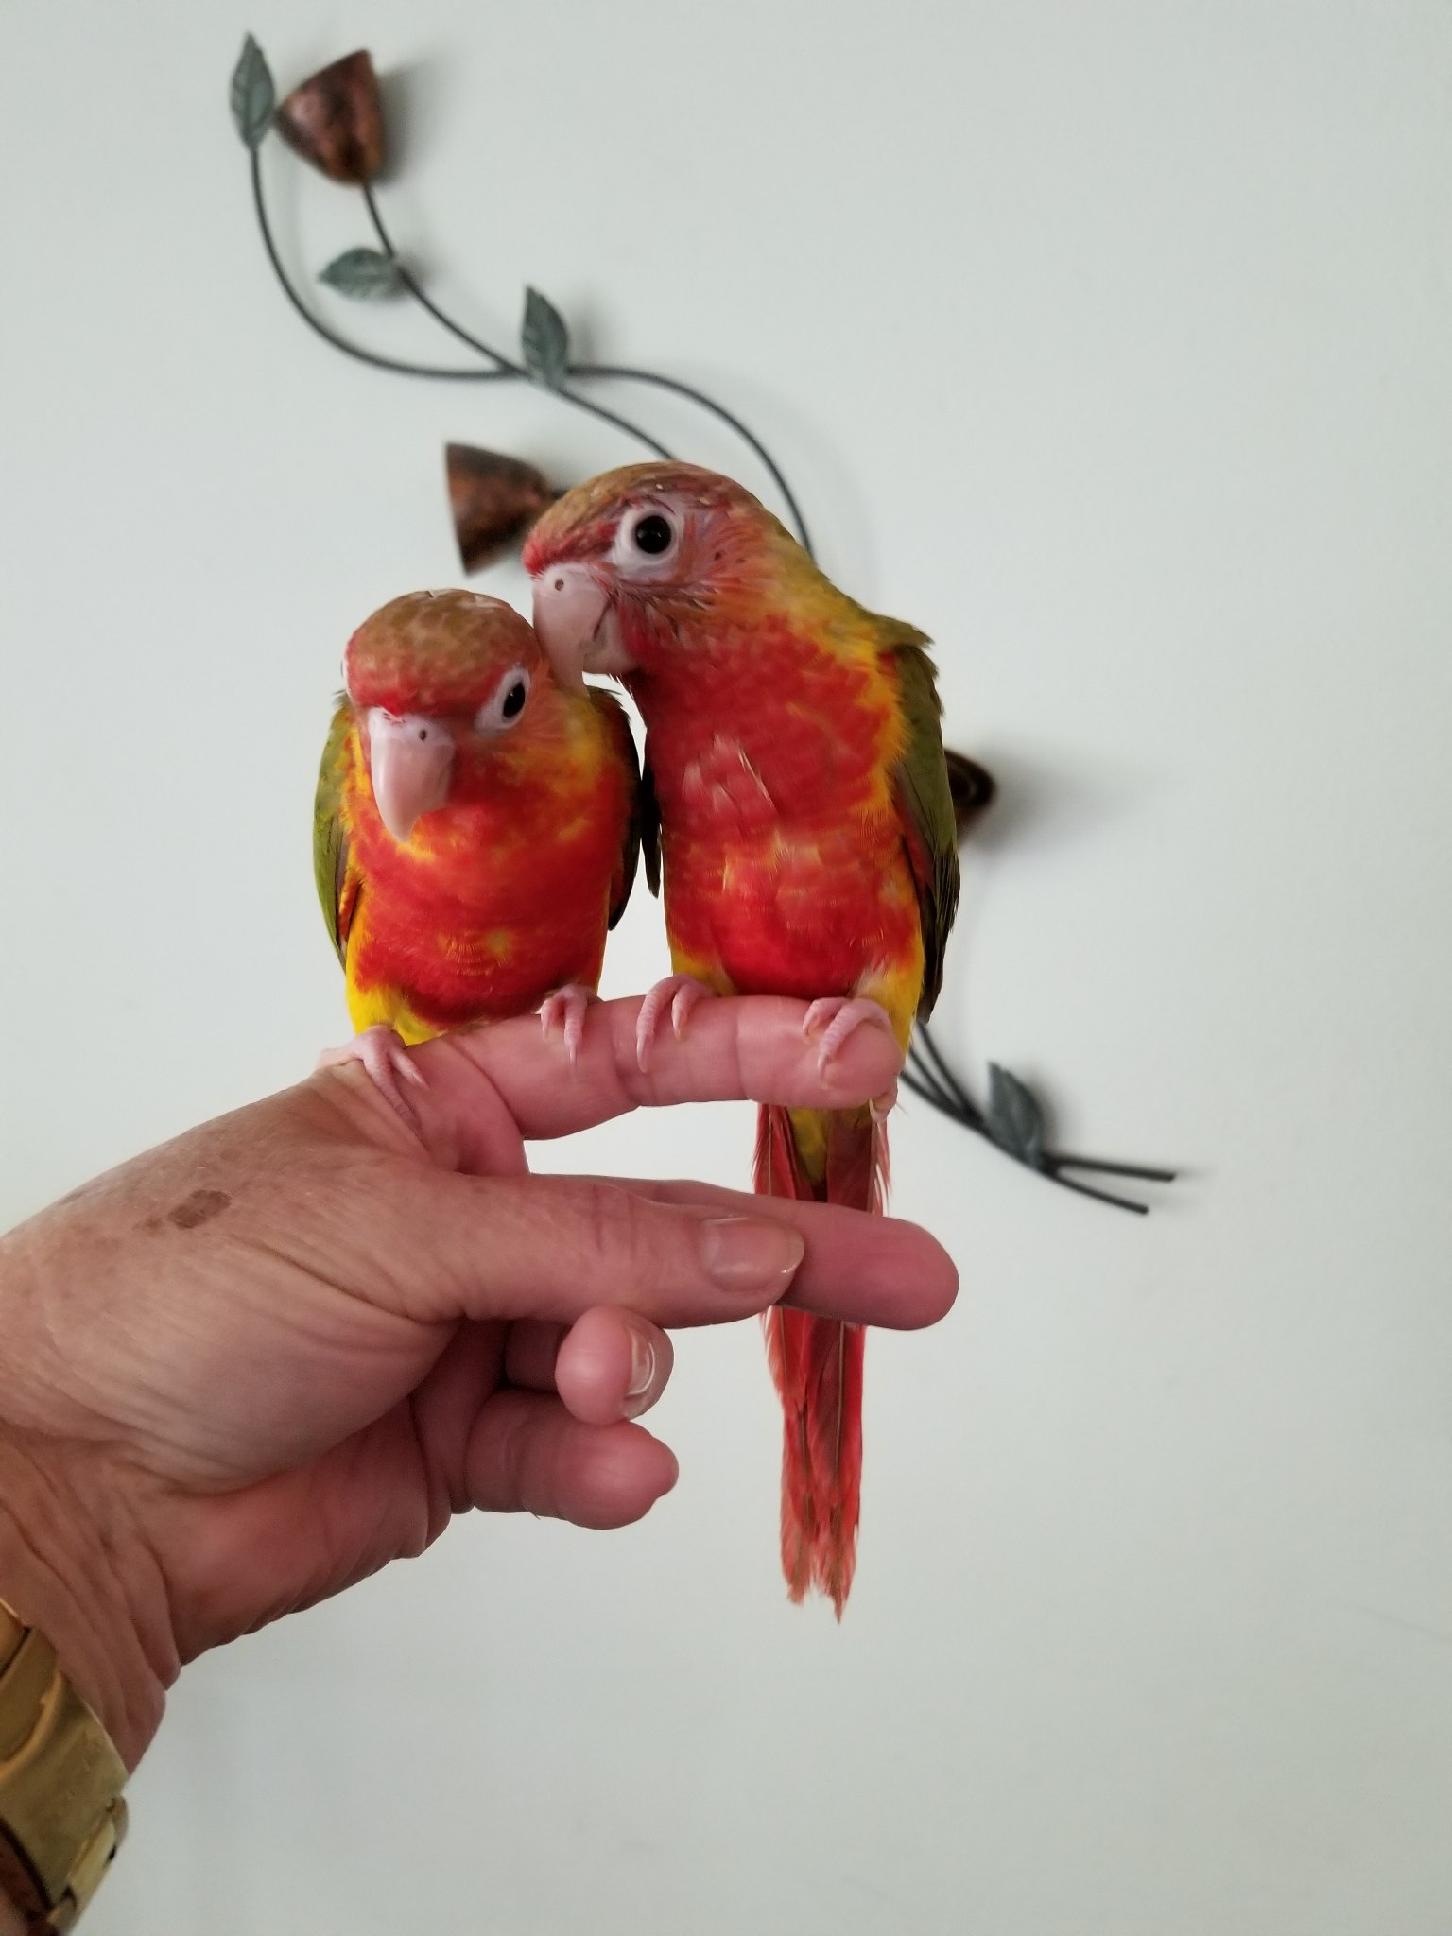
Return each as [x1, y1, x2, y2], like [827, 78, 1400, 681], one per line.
[0, 1436, 169, 1772]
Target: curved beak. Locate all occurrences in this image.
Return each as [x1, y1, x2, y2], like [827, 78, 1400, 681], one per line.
[366, 709, 455, 843]
[531, 562, 631, 688]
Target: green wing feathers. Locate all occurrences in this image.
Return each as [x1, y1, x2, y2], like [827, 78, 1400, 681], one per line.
[587, 687, 658, 930]
[879, 623, 960, 1019]
[313, 700, 355, 965]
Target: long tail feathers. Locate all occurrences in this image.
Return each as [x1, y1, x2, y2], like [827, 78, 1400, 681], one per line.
[756, 1103, 886, 1616]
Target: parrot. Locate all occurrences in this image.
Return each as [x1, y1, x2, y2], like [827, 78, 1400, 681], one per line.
[524, 464, 958, 1613]
[314, 587, 643, 1112]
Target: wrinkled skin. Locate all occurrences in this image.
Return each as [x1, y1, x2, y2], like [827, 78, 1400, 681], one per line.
[0, 995, 956, 1773]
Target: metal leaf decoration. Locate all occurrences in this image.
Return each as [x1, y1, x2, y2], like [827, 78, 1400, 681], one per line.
[986, 1064, 1046, 1166]
[230, 35, 275, 149]
[522, 287, 569, 389]
[319, 247, 404, 300]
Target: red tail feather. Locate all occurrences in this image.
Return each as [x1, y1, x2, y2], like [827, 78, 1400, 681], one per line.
[756, 1104, 885, 1615]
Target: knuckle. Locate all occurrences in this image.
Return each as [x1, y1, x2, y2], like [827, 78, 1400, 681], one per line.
[578, 1181, 657, 1284]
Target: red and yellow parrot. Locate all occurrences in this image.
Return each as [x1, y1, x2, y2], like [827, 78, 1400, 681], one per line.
[314, 588, 643, 1110]
[524, 466, 958, 1612]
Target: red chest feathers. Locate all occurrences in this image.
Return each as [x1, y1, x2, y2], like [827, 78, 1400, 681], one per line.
[630, 620, 918, 1000]
[638, 622, 892, 829]
[345, 738, 626, 1027]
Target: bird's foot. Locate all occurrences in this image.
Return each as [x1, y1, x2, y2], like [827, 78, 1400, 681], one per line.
[636, 975, 715, 1072]
[802, 996, 897, 1077]
[538, 984, 596, 1066]
[317, 1025, 426, 1131]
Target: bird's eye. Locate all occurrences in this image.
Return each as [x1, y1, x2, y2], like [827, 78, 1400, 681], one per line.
[475, 667, 531, 733]
[610, 502, 682, 571]
[632, 513, 674, 555]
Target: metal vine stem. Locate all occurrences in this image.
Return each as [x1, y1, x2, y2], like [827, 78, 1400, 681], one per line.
[247, 130, 1176, 1210]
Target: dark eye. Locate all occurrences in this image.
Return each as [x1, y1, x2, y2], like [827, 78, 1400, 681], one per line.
[631, 513, 674, 555]
[475, 665, 531, 734]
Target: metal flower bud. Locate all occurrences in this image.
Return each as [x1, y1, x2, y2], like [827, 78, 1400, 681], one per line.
[446, 445, 558, 573]
[276, 49, 384, 185]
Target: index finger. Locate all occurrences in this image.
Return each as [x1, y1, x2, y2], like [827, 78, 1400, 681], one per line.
[416, 994, 903, 1142]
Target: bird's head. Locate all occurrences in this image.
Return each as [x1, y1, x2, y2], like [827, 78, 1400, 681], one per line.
[342, 589, 554, 843]
[524, 461, 796, 689]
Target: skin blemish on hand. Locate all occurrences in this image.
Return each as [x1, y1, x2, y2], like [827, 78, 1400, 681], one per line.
[166, 1188, 232, 1231]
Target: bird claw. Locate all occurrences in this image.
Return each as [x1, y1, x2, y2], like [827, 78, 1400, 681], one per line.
[869, 1080, 899, 1124]
[538, 984, 596, 1067]
[802, 996, 897, 1077]
[317, 1025, 426, 1131]
[636, 975, 715, 1072]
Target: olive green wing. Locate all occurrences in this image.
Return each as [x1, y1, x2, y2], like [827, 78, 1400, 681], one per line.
[313, 699, 359, 967]
[637, 755, 662, 901]
[879, 622, 960, 1020]
[587, 687, 660, 931]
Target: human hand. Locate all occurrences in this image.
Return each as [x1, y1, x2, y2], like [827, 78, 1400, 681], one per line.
[0, 995, 955, 1766]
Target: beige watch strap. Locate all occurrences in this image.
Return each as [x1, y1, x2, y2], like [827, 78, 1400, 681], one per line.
[0, 1600, 127, 1934]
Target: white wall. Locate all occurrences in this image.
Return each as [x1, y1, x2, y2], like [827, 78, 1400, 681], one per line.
[4, 2, 1452, 1931]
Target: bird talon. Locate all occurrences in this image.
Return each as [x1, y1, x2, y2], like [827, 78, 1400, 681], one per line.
[636, 975, 715, 1072]
[802, 996, 897, 1073]
[317, 1025, 425, 1132]
[539, 984, 596, 1067]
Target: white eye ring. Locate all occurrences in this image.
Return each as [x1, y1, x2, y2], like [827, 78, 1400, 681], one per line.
[475, 666, 531, 734]
[610, 503, 682, 572]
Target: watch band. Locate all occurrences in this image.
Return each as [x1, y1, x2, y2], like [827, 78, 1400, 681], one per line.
[0, 1600, 127, 1934]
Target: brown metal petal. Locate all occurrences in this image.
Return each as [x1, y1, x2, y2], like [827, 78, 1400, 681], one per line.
[276, 50, 384, 185]
[446, 445, 558, 572]
[945, 749, 996, 837]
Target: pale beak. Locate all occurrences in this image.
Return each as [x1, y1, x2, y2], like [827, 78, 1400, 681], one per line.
[366, 709, 455, 843]
[530, 562, 630, 687]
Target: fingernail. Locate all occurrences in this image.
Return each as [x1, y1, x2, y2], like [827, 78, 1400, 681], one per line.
[626, 1330, 656, 1402]
[701, 1217, 805, 1293]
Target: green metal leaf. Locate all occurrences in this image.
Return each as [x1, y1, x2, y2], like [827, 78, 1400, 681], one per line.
[231, 34, 275, 149]
[987, 1063, 1046, 1166]
[319, 247, 404, 300]
[522, 286, 569, 388]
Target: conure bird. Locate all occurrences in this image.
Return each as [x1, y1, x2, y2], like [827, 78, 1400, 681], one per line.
[314, 588, 642, 1114]
[525, 464, 957, 1612]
